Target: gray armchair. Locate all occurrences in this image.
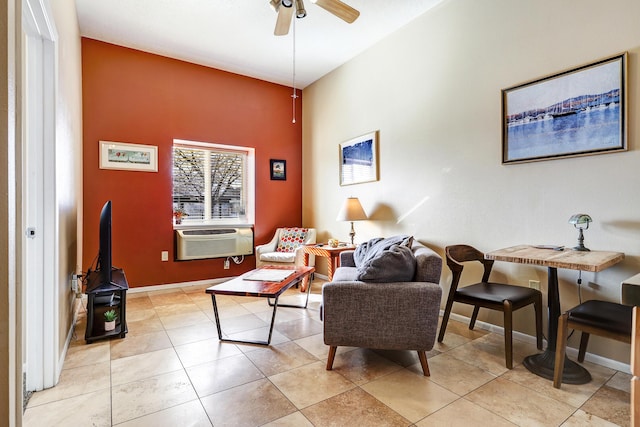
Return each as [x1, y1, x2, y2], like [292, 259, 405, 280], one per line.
[321, 242, 443, 376]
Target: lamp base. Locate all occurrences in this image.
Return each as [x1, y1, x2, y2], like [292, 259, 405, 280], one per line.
[349, 222, 356, 245]
[573, 245, 590, 252]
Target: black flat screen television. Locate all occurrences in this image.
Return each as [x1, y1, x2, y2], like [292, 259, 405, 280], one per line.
[91, 200, 124, 291]
[96, 200, 112, 287]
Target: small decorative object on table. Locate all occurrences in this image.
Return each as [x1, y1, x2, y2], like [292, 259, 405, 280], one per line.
[568, 214, 592, 251]
[328, 238, 339, 248]
[173, 208, 187, 224]
[104, 309, 117, 332]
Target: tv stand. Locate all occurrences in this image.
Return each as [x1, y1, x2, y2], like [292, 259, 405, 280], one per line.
[84, 268, 128, 343]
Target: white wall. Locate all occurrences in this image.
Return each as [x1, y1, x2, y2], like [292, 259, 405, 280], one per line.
[303, 0, 640, 363]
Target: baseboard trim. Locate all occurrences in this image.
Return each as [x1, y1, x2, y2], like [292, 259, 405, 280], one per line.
[443, 310, 631, 374]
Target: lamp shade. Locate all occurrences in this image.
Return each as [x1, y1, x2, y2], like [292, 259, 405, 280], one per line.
[336, 197, 367, 222]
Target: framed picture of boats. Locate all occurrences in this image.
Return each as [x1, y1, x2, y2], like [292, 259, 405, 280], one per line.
[502, 52, 627, 164]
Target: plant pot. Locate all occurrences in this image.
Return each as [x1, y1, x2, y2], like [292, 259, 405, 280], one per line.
[104, 320, 116, 332]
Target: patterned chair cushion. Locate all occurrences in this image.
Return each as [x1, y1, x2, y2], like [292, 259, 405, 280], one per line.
[276, 227, 309, 253]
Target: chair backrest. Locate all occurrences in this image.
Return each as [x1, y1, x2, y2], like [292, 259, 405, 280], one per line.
[445, 244, 494, 288]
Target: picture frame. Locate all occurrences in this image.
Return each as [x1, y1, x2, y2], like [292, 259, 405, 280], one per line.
[339, 130, 379, 186]
[99, 141, 158, 172]
[502, 52, 627, 164]
[270, 159, 286, 180]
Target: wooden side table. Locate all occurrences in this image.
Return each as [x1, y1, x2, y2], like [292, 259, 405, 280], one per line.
[302, 244, 355, 286]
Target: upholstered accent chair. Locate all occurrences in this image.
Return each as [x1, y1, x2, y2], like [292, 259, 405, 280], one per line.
[321, 241, 443, 376]
[255, 227, 316, 268]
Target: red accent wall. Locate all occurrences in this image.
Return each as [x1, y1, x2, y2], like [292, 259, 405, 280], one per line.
[81, 38, 302, 288]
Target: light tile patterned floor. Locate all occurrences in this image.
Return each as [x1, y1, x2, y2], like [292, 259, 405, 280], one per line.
[24, 279, 631, 426]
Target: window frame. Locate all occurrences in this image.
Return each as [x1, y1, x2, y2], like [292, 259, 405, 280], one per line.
[173, 139, 255, 228]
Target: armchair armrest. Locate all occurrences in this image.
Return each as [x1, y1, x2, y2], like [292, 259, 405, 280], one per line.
[255, 229, 280, 258]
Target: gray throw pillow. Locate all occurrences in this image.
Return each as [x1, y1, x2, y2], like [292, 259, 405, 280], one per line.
[354, 235, 413, 267]
[356, 244, 416, 282]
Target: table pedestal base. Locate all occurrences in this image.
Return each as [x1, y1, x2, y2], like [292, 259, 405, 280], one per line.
[523, 350, 591, 384]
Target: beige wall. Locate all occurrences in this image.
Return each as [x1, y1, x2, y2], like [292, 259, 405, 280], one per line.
[303, 0, 640, 364]
[51, 0, 83, 364]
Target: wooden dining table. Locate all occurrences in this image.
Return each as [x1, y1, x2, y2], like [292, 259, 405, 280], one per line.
[486, 245, 624, 384]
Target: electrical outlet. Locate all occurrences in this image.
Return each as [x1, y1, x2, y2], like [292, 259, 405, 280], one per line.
[224, 259, 230, 269]
[588, 281, 600, 290]
[161, 251, 169, 262]
[529, 280, 540, 290]
[71, 275, 79, 293]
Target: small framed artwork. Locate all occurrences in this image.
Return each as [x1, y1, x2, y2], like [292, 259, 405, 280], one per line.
[270, 159, 286, 180]
[502, 52, 627, 164]
[99, 141, 158, 172]
[339, 131, 379, 186]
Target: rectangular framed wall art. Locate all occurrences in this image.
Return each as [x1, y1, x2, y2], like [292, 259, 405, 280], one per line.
[270, 159, 286, 180]
[339, 130, 379, 186]
[99, 141, 158, 172]
[502, 52, 627, 164]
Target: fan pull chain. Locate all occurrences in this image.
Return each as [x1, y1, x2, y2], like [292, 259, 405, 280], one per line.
[291, 16, 298, 124]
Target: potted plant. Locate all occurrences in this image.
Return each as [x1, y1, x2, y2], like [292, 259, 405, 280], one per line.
[104, 309, 117, 332]
[173, 208, 188, 224]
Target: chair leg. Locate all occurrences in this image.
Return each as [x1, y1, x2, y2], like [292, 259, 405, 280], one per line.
[469, 306, 480, 330]
[326, 346, 337, 371]
[438, 299, 455, 342]
[578, 332, 590, 363]
[417, 351, 430, 376]
[534, 294, 543, 350]
[503, 301, 513, 369]
[554, 313, 570, 388]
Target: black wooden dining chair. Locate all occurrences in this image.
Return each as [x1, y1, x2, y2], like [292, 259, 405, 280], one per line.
[553, 299, 633, 388]
[439, 244, 543, 369]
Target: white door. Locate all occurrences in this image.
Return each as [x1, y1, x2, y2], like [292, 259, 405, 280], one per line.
[22, 0, 58, 391]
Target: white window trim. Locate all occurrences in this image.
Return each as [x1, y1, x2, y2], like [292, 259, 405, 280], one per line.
[173, 139, 255, 227]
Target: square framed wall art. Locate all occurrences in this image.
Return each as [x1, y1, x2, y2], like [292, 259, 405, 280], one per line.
[270, 159, 286, 180]
[339, 130, 379, 186]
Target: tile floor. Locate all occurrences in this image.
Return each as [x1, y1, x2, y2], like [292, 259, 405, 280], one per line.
[24, 279, 631, 426]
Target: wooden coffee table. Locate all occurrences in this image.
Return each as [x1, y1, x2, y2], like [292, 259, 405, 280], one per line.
[206, 265, 315, 345]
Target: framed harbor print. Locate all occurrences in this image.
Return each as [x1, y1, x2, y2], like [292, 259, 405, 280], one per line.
[99, 141, 158, 172]
[339, 131, 379, 186]
[502, 52, 627, 164]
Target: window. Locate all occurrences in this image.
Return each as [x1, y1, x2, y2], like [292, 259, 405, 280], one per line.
[172, 139, 254, 225]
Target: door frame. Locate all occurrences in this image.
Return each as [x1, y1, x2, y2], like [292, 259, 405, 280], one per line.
[22, 0, 59, 391]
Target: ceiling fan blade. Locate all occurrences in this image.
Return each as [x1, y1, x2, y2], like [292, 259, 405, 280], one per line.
[312, 0, 359, 23]
[274, 5, 294, 36]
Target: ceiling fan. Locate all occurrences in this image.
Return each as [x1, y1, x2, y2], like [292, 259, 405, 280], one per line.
[269, 0, 360, 36]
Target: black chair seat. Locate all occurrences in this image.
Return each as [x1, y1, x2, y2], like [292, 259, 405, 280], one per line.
[457, 282, 541, 306]
[567, 300, 633, 336]
[554, 299, 634, 388]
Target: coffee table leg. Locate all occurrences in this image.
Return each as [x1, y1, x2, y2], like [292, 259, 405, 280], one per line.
[268, 275, 313, 309]
[210, 293, 277, 346]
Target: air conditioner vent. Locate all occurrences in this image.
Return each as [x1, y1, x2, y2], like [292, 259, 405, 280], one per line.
[175, 227, 253, 260]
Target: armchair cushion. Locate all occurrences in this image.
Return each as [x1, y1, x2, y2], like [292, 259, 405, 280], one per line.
[356, 244, 416, 282]
[276, 227, 309, 252]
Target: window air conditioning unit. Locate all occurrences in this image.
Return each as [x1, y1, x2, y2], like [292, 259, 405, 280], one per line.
[175, 228, 254, 260]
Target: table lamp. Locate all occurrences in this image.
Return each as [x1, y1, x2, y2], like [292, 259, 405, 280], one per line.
[569, 214, 592, 251]
[336, 197, 367, 245]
